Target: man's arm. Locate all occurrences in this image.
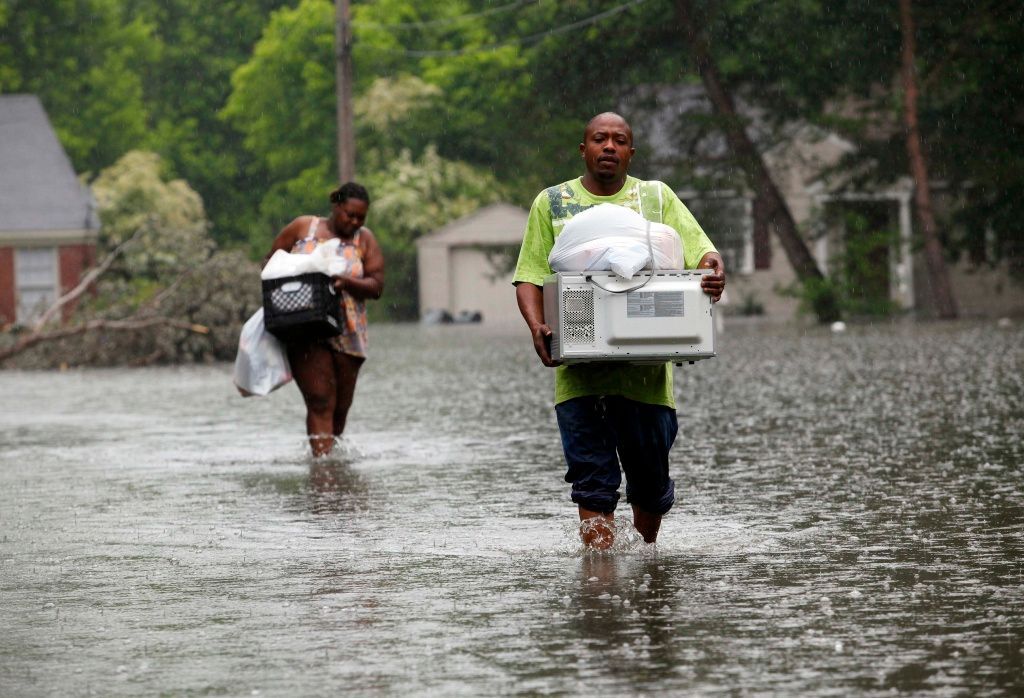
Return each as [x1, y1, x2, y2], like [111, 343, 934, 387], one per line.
[515, 282, 559, 367]
[513, 191, 560, 366]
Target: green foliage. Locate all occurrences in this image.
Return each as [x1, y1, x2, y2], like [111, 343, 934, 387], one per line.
[352, 0, 531, 168]
[223, 0, 336, 182]
[365, 146, 506, 320]
[3, 0, 1022, 330]
[914, 1, 1024, 278]
[779, 208, 897, 320]
[221, 0, 337, 247]
[835, 210, 898, 317]
[91, 151, 213, 281]
[82, 151, 259, 363]
[121, 0, 293, 248]
[779, 275, 843, 323]
[222, 0, 511, 318]
[0, 0, 156, 173]
[355, 75, 443, 168]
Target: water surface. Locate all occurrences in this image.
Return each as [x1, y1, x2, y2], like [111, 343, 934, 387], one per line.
[1, 320, 1022, 695]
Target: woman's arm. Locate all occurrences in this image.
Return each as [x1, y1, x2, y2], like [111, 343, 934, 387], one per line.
[261, 217, 310, 268]
[335, 228, 384, 300]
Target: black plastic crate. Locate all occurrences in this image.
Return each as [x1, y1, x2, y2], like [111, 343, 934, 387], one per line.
[261, 272, 343, 342]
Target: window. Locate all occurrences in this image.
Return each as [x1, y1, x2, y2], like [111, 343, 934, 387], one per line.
[15, 247, 58, 324]
[685, 195, 754, 274]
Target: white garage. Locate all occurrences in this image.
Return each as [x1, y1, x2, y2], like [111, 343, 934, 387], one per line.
[416, 203, 528, 326]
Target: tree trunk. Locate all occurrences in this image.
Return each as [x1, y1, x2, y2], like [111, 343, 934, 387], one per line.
[675, 0, 839, 323]
[898, 0, 958, 319]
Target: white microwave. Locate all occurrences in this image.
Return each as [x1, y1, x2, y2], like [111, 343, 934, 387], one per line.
[542, 270, 716, 364]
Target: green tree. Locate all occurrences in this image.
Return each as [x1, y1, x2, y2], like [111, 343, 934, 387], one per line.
[88, 149, 251, 360]
[0, 0, 156, 173]
[365, 145, 505, 319]
[121, 0, 293, 248]
[224, 0, 508, 319]
[698, 0, 1023, 288]
[351, 0, 531, 168]
[221, 0, 338, 246]
[91, 151, 213, 280]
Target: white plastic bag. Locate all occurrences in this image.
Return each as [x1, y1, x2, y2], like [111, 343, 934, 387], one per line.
[548, 203, 685, 278]
[233, 308, 293, 397]
[261, 238, 341, 280]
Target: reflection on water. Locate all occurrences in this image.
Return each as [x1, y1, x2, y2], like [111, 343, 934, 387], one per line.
[0, 320, 1021, 695]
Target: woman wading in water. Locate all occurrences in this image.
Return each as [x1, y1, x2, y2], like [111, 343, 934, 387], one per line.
[264, 183, 384, 456]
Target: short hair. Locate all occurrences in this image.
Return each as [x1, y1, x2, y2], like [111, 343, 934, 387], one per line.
[329, 182, 370, 206]
[583, 112, 633, 145]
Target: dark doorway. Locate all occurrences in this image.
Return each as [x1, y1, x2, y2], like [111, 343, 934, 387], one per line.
[830, 200, 898, 316]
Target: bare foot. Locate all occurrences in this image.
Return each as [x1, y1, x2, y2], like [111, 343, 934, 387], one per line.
[631, 504, 662, 544]
[579, 507, 615, 550]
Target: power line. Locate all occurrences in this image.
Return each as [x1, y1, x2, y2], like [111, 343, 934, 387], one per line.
[351, 0, 538, 30]
[364, 0, 650, 58]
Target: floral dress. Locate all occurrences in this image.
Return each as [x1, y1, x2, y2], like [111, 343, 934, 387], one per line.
[290, 216, 369, 358]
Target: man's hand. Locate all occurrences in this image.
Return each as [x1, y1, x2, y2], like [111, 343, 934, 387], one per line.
[516, 282, 561, 367]
[531, 323, 561, 367]
[697, 251, 726, 303]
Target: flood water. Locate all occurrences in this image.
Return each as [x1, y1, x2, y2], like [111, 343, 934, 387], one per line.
[1, 320, 1022, 696]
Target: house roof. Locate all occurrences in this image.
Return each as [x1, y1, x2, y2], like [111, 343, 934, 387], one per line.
[416, 202, 527, 247]
[0, 94, 99, 232]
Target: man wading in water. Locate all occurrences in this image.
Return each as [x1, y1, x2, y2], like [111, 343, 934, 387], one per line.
[512, 112, 725, 549]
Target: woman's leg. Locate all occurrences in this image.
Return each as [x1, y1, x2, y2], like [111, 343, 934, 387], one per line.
[286, 341, 337, 456]
[331, 352, 365, 437]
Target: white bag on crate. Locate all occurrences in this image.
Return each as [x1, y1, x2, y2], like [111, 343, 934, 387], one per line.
[548, 203, 685, 279]
[233, 308, 293, 397]
[262, 238, 345, 280]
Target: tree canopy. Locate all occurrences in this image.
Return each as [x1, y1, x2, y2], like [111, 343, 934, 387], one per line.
[2, 0, 1021, 322]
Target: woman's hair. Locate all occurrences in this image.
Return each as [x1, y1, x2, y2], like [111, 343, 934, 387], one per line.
[329, 182, 370, 206]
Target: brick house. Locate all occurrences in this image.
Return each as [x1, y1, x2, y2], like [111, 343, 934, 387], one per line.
[0, 94, 99, 327]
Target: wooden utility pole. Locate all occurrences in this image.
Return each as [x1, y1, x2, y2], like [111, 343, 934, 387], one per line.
[899, 0, 957, 318]
[335, 0, 355, 183]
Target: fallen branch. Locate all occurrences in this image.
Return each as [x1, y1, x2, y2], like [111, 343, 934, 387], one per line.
[0, 316, 209, 365]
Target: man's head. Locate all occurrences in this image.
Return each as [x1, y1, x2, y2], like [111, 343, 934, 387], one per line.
[580, 112, 635, 186]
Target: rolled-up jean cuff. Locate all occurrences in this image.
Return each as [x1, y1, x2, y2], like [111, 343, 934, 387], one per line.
[570, 489, 620, 515]
[627, 478, 675, 517]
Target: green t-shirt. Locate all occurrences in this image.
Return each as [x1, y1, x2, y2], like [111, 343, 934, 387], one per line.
[513, 176, 717, 408]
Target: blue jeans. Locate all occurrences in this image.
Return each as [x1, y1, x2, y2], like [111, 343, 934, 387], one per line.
[554, 396, 678, 516]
